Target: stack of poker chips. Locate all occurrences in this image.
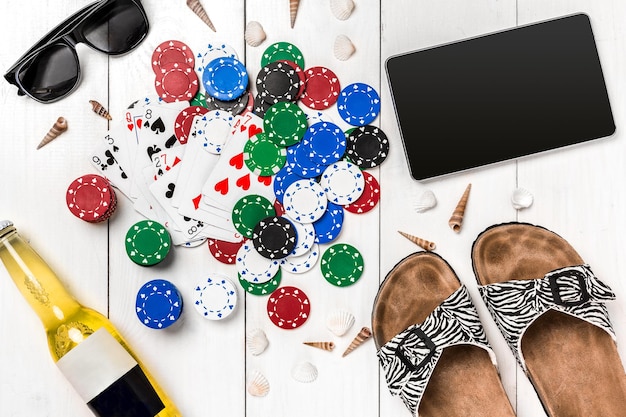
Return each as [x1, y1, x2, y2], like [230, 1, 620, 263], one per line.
[66, 174, 118, 223]
[152, 40, 199, 103]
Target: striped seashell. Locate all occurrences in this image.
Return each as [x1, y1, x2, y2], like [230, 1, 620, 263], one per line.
[303, 341, 335, 351]
[291, 361, 318, 383]
[342, 326, 372, 357]
[330, 0, 355, 20]
[246, 328, 269, 356]
[448, 183, 471, 233]
[326, 309, 355, 336]
[511, 187, 533, 210]
[89, 100, 112, 120]
[37, 117, 68, 150]
[289, 0, 300, 28]
[398, 231, 436, 251]
[247, 370, 270, 397]
[414, 189, 437, 213]
[245, 21, 266, 47]
[333, 34, 356, 61]
[186, 0, 216, 32]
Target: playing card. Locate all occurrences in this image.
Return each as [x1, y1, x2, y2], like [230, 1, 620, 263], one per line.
[89, 140, 132, 199]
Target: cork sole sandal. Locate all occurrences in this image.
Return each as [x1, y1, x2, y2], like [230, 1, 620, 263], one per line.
[472, 222, 626, 417]
[372, 252, 516, 417]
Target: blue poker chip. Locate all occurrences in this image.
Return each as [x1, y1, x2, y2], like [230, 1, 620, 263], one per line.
[286, 140, 325, 178]
[273, 164, 304, 203]
[304, 121, 346, 165]
[202, 56, 248, 101]
[312, 202, 344, 244]
[135, 279, 183, 329]
[336, 82, 381, 126]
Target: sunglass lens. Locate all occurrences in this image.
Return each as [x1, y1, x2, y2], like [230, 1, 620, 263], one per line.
[84, 0, 148, 54]
[18, 43, 79, 102]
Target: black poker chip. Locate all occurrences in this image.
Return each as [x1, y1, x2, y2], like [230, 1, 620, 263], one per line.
[253, 93, 272, 118]
[252, 216, 298, 260]
[346, 125, 389, 168]
[256, 61, 301, 105]
[205, 90, 251, 116]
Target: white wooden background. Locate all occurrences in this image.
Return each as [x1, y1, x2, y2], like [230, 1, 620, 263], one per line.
[0, 1, 625, 416]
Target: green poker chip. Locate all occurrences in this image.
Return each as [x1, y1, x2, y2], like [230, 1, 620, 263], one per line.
[125, 220, 171, 266]
[232, 194, 276, 238]
[261, 41, 305, 70]
[320, 243, 364, 287]
[243, 132, 287, 176]
[263, 102, 308, 146]
[238, 268, 282, 296]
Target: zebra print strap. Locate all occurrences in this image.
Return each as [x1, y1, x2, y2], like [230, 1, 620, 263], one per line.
[377, 286, 496, 416]
[478, 264, 616, 371]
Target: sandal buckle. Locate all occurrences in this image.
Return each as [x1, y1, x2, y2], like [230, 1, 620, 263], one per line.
[548, 270, 590, 306]
[395, 327, 437, 372]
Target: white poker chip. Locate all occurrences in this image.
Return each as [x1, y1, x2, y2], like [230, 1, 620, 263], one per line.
[289, 219, 315, 257]
[193, 110, 234, 154]
[320, 160, 365, 205]
[280, 243, 320, 274]
[283, 179, 328, 224]
[193, 273, 238, 320]
[236, 242, 281, 283]
[196, 42, 239, 93]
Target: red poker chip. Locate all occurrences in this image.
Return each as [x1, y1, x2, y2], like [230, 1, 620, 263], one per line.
[155, 63, 199, 103]
[300, 66, 340, 110]
[273, 199, 286, 216]
[344, 170, 380, 214]
[66, 174, 117, 223]
[208, 236, 246, 264]
[151, 40, 195, 74]
[174, 105, 210, 144]
[267, 286, 310, 329]
[279, 60, 306, 100]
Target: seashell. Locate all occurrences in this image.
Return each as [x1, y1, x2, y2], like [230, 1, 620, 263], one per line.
[246, 328, 269, 356]
[289, 0, 300, 28]
[89, 100, 112, 121]
[245, 21, 266, 47]
[37, 117, 68, 150]
[342, 326, 372, 357]
[398, 231, 436, 251]
[330, 0, 355, 20]
[291, 361, 318, 383]
[448, 183, 471, 233]
[247, 370, 270, 397]
[326, 309, 355, 337]
[333, 35, 356, 61]
[511, 187, 533, 210]
[303, 341, 335, 351]
[414, 190, 437, 213]
[186, 0, 216, 32]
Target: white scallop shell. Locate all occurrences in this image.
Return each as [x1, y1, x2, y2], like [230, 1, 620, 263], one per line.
[414, 190, 437, 213]
[330, 0, 355, 20]
[291, 361, 318, 383]
[326, 309, 355, 336]
[511, 187, 534, 210]
[247, 370, 270, 397]
[245, 21, 266, 47]
[333, 35, 356, 61]
[246, 328, 269, 356]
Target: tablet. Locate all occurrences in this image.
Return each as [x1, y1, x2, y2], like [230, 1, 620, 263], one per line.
[386, 13, 615, 181]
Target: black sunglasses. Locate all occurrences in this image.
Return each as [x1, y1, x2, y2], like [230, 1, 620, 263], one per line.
[4, 0, 149, 103]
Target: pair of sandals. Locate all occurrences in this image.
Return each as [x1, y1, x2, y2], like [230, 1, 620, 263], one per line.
[372, 222, 626, 416]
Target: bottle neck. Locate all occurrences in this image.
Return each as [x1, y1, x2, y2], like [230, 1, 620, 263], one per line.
[0, 227, 82, 329]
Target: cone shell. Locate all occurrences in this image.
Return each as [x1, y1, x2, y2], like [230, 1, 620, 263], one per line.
[89, 100, 112, 121]
[414, 190, 437, 213]
[303, 341, 335, 351]
[37, 117, 68, 150]
[326, 309, 355, 337]
[186, 0, 216, 31]
[246, 328, 269, 356]
[291, 361, 318, 383]
[448, 183, 471, 233]
[398, 231, 436, 251]
[245, 21, 266, 47]
[511, 187, 533, 210]
[333, 35, 356, 61]
[247, 370, 270, 397]
[289, 0, 300, 28]
[342, 326, 372, 357]
[330, 0, 355, 20]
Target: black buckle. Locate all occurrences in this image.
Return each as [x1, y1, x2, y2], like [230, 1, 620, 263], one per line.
[395, 327, 437, 372]
[548, 270, 590, 306]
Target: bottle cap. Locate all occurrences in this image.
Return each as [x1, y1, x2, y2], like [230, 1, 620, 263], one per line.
[0, 220, 13, 232]
[125, 220, 171, 266]
[136, 279, 183, 329]
[66, 174, 117, 223]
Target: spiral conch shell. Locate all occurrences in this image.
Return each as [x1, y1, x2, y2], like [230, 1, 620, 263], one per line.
[398, 231, 436, 251]
[246, 328, 269, 356]
[37, 117, 68, 150]
[342, 326, 372, 357]
[330, 0, 355, 20]
[291, 361, 318, 383]
[511, 187, 533, 210]
[186, 0, 216, 32]
[245, 21, 266, 47]
[89, 100, 112, 120]
[414, 190, 437, 213]
[448, 183, 471, 233]
[247, 370, 270, 397]
[303, 341, 335, 351]
[333, 35, 356, 61]
[289, 0, 300, 28]
[326, 309, 355, 337]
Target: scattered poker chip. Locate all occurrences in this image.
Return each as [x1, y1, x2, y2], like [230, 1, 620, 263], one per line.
[205, 91, 252, 116]
[300, 66, 340, 110]
[174, 105, 209, 144]
[263, 101, 307, 146]
[346, 125, 389, 168]
[193, 110, 234, 154]
[337, 82, 381, 126]
[320, 160, 365, 205]
[273, 164, 304, 203]
[197, 42, 239, 74]
[151, 40, 195, 74]
[288, 219, 315, 257]
[266, 286, 310, 329]
[281, 243, 320, 274]
[320, 243, 364, 287]
[312, 202, 344, 244]
[236, 241, 281, 283]
[283, 179, 328, 224]
[238, 268, 282, 296]
[261, 42, 305, 70]
[208, 236, 247, 264]
[285, 140, 325, 178]
[344, 170, 380, 214]
[274, 199, 286, 216]
[243, 132, 287, 176]
[155, 62, 199, 103]
[280, 60, 306, 99]
[202, 56, 249, 101]
[125, 220, 171, 266]
[193, 273, 238, 320]
[252, 216, 297, 259]
[232, 194, 276, 238]
[190, 91, 208, 107]
[256, 61, 302, 104]
[304, 121, 346, 165]
[66, 174, 117, 223]
[135, 279, 183, 329]
[253, 93, 272, 118]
